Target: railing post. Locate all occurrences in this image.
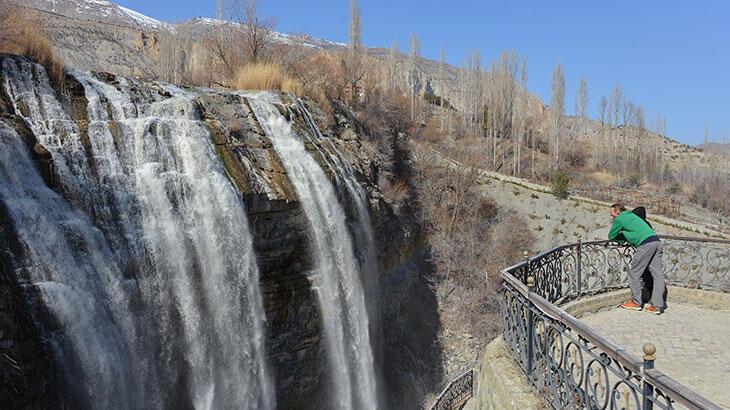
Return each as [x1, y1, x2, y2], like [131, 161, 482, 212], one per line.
[526, 274, 535, 380]
[576, 239, 582, 297]
[642, 342, 656, 410]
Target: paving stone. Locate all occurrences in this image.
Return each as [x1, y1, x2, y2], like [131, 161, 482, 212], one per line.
[580, 303, 730, 408]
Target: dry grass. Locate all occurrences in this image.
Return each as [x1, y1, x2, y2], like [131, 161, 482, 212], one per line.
[234, 61, 303, 95]
[380, 177, 410, 210]
[0, 3, 63, 84]
[591, 170, 616, 185]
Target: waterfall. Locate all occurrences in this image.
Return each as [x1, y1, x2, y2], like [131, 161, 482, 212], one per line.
[0, 59, 273, 409]
[295, 101, 381, 389]
[295, 99, 377, 284]
[246, 94, 378, 409]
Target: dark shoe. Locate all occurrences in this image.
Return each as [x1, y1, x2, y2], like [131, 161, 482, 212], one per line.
[620, 300, 642, 311]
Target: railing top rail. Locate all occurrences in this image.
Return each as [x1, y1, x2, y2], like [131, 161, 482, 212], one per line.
[657, 235, 730, 244]
[643, 369, 723, 410]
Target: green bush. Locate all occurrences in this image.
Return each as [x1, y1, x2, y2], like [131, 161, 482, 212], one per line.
[627, 173, 641, 188]
[551, 170, 570, 200]
[667, 182, 682, 195]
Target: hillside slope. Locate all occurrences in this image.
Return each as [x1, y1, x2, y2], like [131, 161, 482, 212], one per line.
[20, 0, 725, 178]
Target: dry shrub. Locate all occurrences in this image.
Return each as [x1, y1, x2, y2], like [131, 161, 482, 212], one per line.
[415, 150, 535, 343]
[591, 170, 616, 185]
[562, 145, 589, 168]
[380, 177, 410, 210]
[234, 61, 303, 95]
[0, 3, 63, 84]
[419, 116, 443, 143]
[301, 51, 348, 104]
[357, 88, 412, 139]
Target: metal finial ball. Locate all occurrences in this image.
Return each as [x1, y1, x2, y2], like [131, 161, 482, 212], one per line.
[526, 276, 535, 288]
[643, 343, 656, 360]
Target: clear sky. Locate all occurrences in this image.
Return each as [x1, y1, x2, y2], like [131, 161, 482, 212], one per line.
[116, 0, 730, 146]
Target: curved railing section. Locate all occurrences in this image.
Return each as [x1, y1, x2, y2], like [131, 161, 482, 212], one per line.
[429, 369, 474, 410]
[501, 236, 729, 410]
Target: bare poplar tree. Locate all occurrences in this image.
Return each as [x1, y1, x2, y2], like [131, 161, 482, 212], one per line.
[349, 0, 361, 52]
[407, 34, 421, 120]
[345, 0, 365, 106]
[575, 78, 588, 118]
[550, 63, 565, 168]
[483, 51, 517, 170]
[598, 95, 608, 168]
[388, 41, 398, 92]
[610, 85, 623, 171]
[655, 115, 666, 184]
[516, 59, 528, 176]
[636, 106, 646, 178]
[438, 48, 447, 132]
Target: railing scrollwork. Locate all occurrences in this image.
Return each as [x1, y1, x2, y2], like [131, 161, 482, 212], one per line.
[429, 369, 474, 410]
[501, 236, 729, 410]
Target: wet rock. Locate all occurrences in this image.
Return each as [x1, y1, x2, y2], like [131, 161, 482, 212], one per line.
[33, 143, 51, 158]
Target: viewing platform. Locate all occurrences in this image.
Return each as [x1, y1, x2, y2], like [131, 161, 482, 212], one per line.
[580, 293, 730, 408]
[431, 236, 730, 410]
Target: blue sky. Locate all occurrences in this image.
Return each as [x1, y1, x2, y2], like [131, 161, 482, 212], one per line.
[117, 0, 730, 146]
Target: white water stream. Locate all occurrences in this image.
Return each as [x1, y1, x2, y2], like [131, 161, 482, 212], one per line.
[0, 59, 273, 409]
[246, 94, 378, 409]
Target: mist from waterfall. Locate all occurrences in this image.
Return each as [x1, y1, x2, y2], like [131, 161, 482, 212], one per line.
[246, 94, 378, 409]
[0, 59, 273, 409]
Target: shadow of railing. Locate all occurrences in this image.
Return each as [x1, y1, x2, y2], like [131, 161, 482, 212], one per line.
[501, 236, 729, 410]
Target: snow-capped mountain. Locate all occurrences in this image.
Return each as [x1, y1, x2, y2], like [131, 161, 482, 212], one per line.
[23, 0, 165, 31]
[182, 16, 347, 49]
[22, 0, 346, 50]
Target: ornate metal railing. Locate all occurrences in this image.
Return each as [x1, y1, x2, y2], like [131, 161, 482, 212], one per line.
[501, 236, 730, 410]
[429, 369, 474, 410]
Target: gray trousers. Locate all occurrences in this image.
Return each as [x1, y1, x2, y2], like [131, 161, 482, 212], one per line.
[629, 240, 666, 309]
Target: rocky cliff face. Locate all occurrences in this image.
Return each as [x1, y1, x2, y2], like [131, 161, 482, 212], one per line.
[0, 55, 442, 408]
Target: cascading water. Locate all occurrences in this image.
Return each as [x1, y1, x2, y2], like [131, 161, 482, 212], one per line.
[295, 99, 377, 283]
[295, 101, 382, 391]
[246, 94, 378, 409]
[0, 58, 273, 409]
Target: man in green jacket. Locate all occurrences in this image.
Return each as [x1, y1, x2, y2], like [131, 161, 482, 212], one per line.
[608, 203, 665, 314]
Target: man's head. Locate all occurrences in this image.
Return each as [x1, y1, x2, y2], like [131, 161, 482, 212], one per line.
[610, 203, 626, 219]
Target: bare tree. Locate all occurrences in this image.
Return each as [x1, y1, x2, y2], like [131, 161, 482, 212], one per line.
[212, 0, 275, 80]
[636, 105, 646, 178]
[349, 0, 361, 53]
[344, 0, 365, 106]
[387, 41, 399, 93]
[575, 78, 588, 118]
[654, 114, 667, 185]
[610, 85, 622, 171]
[598, 95, 608, 168]
[158, 24, 203, 85]
[515, 59, 528, 176]
[611, 85, 622, 126]
[550, 63, 565, 168]
[438, 48, 447, 132]
[407, 34, 421, 121]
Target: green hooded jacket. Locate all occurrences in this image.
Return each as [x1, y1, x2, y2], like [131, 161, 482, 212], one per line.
[608, 210, 657, 247]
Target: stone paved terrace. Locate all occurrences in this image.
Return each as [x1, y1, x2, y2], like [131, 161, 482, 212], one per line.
[580, 302, 730, 409]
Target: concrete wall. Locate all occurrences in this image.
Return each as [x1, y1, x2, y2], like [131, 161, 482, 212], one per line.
[472, 338, 546, 410]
